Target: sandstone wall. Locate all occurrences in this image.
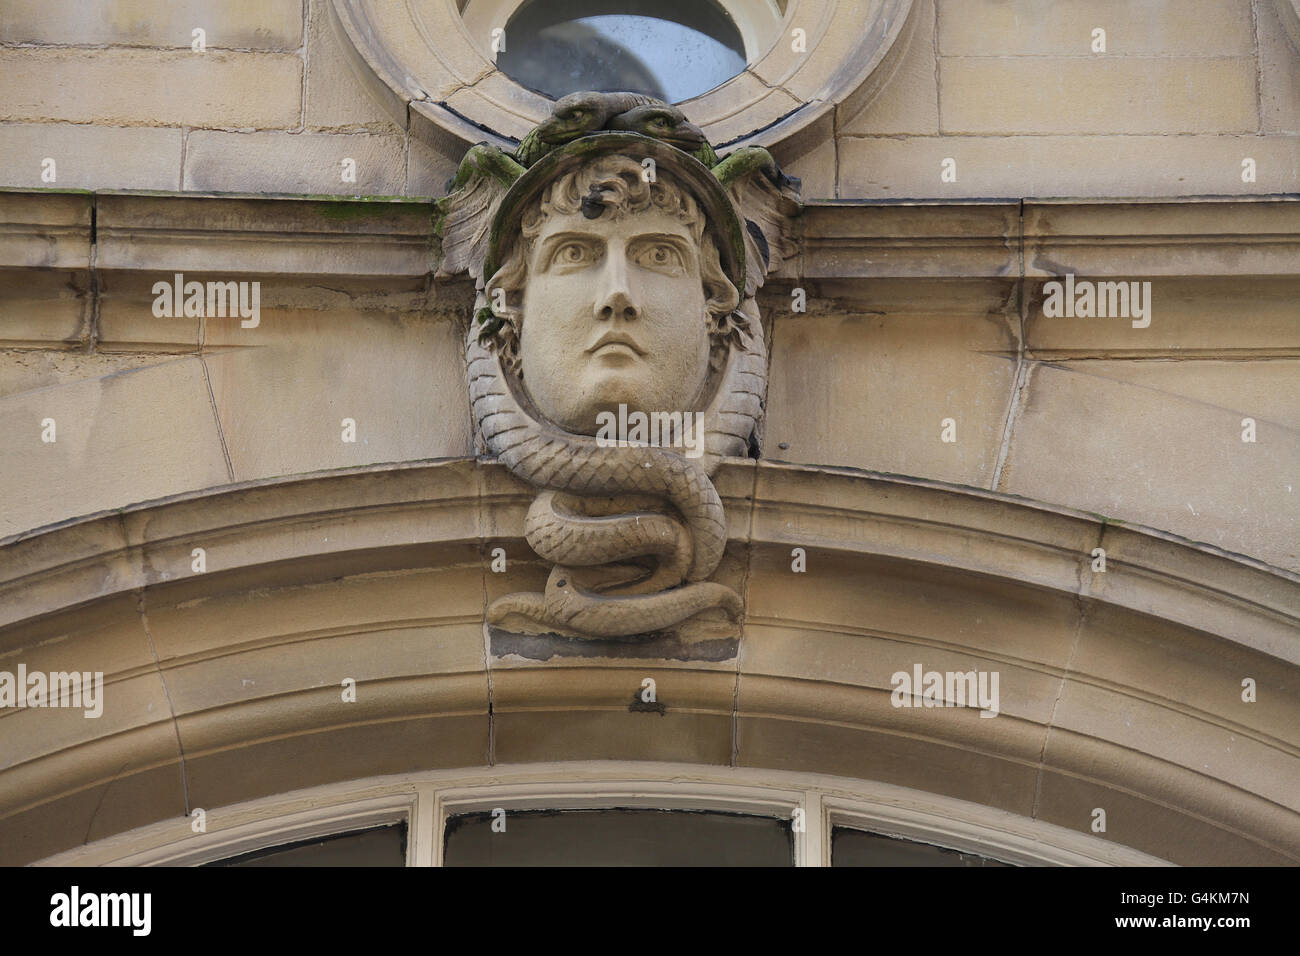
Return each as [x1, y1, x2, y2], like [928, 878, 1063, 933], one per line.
[1, 2, 1297, 571]
[0, 0, 1296, 199]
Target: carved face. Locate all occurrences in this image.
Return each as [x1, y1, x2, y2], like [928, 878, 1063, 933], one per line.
[519, 206, 713, 434]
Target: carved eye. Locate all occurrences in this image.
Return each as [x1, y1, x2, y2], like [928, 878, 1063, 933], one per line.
[551, 241, 593, 267]
[635, 243, 683, 272]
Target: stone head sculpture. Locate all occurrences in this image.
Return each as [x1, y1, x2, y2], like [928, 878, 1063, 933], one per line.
[483, 141, 748, 435]
[436, 103, 800, 640]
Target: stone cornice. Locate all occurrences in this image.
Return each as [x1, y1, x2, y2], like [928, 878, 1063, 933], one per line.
[2, 190, 1297, 283]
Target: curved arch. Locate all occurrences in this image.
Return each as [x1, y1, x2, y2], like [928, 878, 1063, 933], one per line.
[330, 0, 916, 152]
[1, 460, 1296, 864]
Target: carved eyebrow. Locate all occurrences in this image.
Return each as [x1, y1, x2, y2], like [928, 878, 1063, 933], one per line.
[537, 231, 605, 248]
[534, 232, 604, 267]
[627, 233, 692, 246]
[627, 234, 696, 260]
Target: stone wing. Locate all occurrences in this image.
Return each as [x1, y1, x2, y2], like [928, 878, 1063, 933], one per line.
[434, 144, 525, 280]
[715, 147, 802, 298]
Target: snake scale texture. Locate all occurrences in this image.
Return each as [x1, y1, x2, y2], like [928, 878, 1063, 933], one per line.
[470, 303, 766, 638]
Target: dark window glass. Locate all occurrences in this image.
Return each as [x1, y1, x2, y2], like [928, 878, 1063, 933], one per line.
[206, 823, 407, 867]
[494, 0, 747, 102]
[444, 808, 793, 866]
[831, 827, 1013, 867]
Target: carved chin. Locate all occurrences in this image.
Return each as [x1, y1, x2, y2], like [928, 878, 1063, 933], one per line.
[523, 349, 714, 435]
[535, 373, 650, 435]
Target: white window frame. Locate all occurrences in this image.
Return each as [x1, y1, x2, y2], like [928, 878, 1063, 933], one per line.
[35, 763, 1171, 867]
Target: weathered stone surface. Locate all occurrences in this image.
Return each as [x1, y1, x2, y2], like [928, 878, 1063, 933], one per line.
[937, 0, 1256, 56]
[0, 357, 230, 537]
[0, 192, 91, 271]
[492, 668, 736, 765]
[841, 0, 940, 136]
[997, 361, 1298, 572]
[838, 134, 1300, 198]
[200, 306, 471, 483]
[406, 136, 462, 199]
[0, 270, 88, 347]
[771, 113, 837, 200]
[93, 193, 434, 278]
[0, 124, 181, 191]
[184, 130, 406, 195]
[765, 309, 1017, 487]
[304, 0, 403, 132]
[0, 350, 164, 398]
[95, 273, 201, 352]
[1259, 0, 1300, 133]
[0, 49, 302, 128]
[939, 57, 1258, 134]
[0, 0, 302, 49]
[1022, 278, 1300, 353]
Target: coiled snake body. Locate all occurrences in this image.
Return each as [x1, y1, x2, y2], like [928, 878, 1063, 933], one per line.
[470, 307, 766, 638]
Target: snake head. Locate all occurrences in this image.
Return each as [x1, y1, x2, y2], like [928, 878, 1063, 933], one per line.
[608, 104, 706, 151]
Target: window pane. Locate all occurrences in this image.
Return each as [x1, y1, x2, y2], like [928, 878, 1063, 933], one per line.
[207, 823, 407, 867]
[831, 827, 1013, 867]
[492, 0, 748, 102]
[445, 808, 793, 866]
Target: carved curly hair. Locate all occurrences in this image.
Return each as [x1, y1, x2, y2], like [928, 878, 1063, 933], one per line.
[482, 154, 748, 376]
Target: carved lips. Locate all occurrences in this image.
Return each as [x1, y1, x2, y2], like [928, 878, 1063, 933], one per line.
[586, 330, 647, 361]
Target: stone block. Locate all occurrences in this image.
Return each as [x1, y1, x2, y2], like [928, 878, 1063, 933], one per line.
[837, 134, 1300, 199]
[304, 0, 404, 132]
[1259, 0, 1300, 133]
[0, 49, 302, 128]
[185, 129, 405, 195]
[997, 362, 1298, 572]
[939, 57, 1258, 134]
[0, 124, 181, 191]
[200, 306, 472, 483]
[0, 356, 231, 538]
[0, 0, 302, 50]
[841, 0, 940, 136]
[937, 0, 1255, 56]
[764, 309, 1017, 487]
[0, 270, 88, 347]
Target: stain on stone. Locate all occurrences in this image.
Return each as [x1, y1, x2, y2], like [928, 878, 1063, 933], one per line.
[489, 626, 738, 662]
[629, 689, 665, 716]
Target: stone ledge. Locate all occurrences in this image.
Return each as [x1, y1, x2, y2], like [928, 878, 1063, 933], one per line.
[2, 190, 1298, 283]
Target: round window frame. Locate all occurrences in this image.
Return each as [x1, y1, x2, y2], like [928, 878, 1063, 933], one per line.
[331, 0, 916, 153]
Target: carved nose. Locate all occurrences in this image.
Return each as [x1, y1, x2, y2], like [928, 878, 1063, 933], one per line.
[598, 289, 638, 322]
[595, 256, 638, 322]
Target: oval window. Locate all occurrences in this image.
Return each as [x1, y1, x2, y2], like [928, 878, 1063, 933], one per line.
[467, 0, 759, 103]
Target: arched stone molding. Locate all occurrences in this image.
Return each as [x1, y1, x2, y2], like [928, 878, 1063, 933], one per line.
[1276, 0, 1300, 56]
[35, 764, 1170, 867]
[1, 459, 1296, 865]
[330, 0, 916, 152]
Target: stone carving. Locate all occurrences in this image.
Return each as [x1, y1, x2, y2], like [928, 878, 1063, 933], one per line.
[435, 95, 800, 639]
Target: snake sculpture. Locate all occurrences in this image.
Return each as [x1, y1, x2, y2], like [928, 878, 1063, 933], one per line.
[468, 296, 767, 638]
[437, 98, 800, 639]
